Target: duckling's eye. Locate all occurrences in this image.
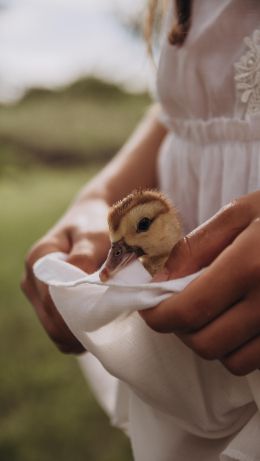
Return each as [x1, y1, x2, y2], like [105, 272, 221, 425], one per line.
[137, 217, 152, 233]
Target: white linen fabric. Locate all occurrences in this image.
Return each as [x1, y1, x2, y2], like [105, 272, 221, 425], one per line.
[35, 1, 260, 459]
[34, 251, 260, 461]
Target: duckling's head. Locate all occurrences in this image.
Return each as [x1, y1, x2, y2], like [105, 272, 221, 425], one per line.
[99, 189, 181, 281]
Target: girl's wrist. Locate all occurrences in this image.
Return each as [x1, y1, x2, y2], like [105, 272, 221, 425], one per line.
[72, 183, 110, 206]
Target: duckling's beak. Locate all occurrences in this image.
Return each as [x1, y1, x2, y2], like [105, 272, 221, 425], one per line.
[99, 240, 138, 282]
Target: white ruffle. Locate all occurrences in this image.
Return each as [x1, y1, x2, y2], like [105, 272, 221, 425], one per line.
[159, 113, 260, 144]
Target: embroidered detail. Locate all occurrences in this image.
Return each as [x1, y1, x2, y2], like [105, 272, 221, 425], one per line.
[234, 29, 260, 116]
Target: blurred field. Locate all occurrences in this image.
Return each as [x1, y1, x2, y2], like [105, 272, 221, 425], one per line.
[0, 79, 151, 461]
[0, 78, 151, 170]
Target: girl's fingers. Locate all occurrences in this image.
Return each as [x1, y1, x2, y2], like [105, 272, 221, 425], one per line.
[22, 239, 69, 315]
[221, 335, 260, 376]
[142, 221, 258, 333]
[177, 287, 260, 361]
[21, 237, 85, 353]
[167, 198, 252, 278]
[24, 278, 84, 353]
[22, 272, 85, 353]
[67, 240, 98, 274]
[67, 230, 110, 273]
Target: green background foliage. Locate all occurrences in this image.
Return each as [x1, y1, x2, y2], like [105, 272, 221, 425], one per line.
[0, 78, 151, 461]
[0, 78, 151, 171]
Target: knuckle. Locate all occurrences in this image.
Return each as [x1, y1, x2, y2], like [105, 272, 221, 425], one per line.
[180, 235, 201, 273]
[67, 254, 96, 273]
[219, 198, 246, 223]
[25, 240, 48, 271]
[25, 235, 61, 273]
[221, 195, 259, 224]
[221, 357, 249, 376]
[88, 230, 109, 241]
[251, 217, 260, 228]
[140, 297, 198, 334]
[174, 309, 194, 331]
[173, 298, 208, 332]
[64, 224, 79, 239]
[189, 335, 216, 360]
[142, 310, 166, 333]
[249, 218, 260, 243]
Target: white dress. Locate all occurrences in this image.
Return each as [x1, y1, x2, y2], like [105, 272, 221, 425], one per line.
[78, 1, 260, 459]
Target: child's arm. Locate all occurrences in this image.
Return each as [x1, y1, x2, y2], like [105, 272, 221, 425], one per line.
[21, 106, 168, 354]
[141, 191, 260, 375]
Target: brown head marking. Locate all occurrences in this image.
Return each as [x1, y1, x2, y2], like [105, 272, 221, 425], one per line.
[108, 189, 171, 232]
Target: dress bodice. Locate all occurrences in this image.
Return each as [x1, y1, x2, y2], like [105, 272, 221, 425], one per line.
[157, 0, 260, 125]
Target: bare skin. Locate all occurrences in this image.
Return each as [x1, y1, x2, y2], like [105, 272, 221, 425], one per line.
[141, 191, 260, 376]
[21, 106, 167, 353]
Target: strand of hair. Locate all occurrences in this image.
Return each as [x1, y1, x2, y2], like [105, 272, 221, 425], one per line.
[168, 0, 192, 47]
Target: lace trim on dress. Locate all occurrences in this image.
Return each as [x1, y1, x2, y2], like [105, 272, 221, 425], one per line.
[234, 29, 260, 117]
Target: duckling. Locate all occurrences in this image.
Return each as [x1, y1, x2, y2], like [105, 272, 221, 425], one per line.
[99, 189, 181, 281]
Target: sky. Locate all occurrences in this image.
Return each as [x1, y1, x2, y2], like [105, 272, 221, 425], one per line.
[0, 0, 156, 102]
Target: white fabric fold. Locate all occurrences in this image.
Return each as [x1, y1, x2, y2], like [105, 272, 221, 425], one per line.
[34, 252, 260, 461]
[34, 252, 201, 332]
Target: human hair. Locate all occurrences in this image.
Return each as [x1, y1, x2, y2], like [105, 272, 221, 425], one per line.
[144, 0, 193, 54]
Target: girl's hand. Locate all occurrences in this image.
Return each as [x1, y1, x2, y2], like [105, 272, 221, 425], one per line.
[21, 199, 110, 354]
[141, 191, 260, 376]
[21, 106, 167, 354]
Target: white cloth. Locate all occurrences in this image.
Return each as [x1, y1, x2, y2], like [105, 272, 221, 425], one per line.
[34, 253, 260, 461]
[36, 1, 260, 459]
[34, 252, 200, 332]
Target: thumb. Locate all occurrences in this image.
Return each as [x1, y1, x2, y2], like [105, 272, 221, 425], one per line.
[166, 200, 251, 278]
[67, 232, 110, 274]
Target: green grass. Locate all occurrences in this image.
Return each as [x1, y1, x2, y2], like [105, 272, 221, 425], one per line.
[0, 78, 151, 166]
[0, 165, 132, 461]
